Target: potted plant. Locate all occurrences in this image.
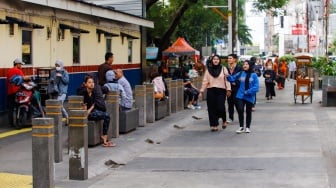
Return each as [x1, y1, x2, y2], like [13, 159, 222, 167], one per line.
[312, 56, 336, 106]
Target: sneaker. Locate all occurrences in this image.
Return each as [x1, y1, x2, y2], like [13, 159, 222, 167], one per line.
[236, 127, 245, 134]
[187, 104, 195, 110]
[193, 104, 201, 109]
[226, 118, 233, 123]
[245, 128, 251, 133]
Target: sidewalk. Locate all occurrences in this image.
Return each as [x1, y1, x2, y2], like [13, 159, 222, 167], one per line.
[1, 78, 336, 188]
[56, 78, 336, 187]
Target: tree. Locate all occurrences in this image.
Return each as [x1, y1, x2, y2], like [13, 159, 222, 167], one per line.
[253, 0, 290, 15]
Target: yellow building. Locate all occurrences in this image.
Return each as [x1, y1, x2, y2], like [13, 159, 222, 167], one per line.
[0, 0, 153, 112]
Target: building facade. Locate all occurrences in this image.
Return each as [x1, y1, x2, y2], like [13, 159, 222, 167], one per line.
[0, 0, 153, 112]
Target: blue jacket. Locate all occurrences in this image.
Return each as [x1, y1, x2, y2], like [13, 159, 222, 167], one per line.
[49, 69, 69, 95]
[228, 71, 259, 104]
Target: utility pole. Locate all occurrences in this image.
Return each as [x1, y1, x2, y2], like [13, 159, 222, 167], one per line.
[325, 0, 330, 56]
[228, 0, 233, 54]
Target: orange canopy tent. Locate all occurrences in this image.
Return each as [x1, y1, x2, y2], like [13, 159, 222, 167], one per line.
[162, 37, 200, 59]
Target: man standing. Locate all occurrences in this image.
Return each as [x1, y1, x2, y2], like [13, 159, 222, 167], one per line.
[6, 58, 28, 127]
[115, 69, 133, 111]
[226, 54, 243, 123]
[98, 52, 114, 86]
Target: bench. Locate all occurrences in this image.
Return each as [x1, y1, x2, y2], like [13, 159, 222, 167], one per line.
[155, 99, 168, 120]
[323, 86, 336, 106]
[119, 108, 139, 133]
[87, 120, 102, 147]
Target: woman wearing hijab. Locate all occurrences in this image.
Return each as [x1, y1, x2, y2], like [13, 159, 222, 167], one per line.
[48, 60, 69, 125]
[227, 60, 259, 134]
[199, 55, 231, 132]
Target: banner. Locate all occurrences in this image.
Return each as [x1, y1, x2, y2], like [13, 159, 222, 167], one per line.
[146, 47, 159, 60]
[292, 24, 307, 35]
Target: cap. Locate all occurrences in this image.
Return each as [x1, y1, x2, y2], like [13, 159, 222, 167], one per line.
[105, 70, 115, 82]
[13, 58, 25, 65]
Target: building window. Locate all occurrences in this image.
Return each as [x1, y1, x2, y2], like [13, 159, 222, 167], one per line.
[73, 35, 80, 64]
[106, 38, 112, 52]
[128, 40, 133, 63]
[22, 30, 32, 65]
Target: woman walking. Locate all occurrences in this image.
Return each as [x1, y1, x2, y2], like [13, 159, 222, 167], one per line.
[227, 60, 259, 134]
[199, 55, 231, 132]
[263, 61, 276, 100]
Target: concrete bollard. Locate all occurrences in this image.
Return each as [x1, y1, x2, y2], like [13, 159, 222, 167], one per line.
[170, 80, 177, 113]
[176, 79, 184, 111]
[106, 91, 119, 138]
[134, 85, 147, 127]
[67, 96, 84, 110]
[45, 99, 63, 163]
[145, 84, 155, 123]
[32, 118, 55, 188]
[165, 78, 172, 115]
[68, 110, 88, 180]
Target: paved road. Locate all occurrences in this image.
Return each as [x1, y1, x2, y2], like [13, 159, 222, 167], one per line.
[1, 78, 336, 188]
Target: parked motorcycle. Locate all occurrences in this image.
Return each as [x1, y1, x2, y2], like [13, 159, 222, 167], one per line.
[13, 78, 44, 129]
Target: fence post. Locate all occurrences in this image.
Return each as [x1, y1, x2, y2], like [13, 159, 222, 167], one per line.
[176, 79, 184, 111]
[67, 96, 84, 110]
[68, 110, 88, 180]
[45, 99, 63, 163]
[135, 85, 146, 127]
[32, 118, 54, 188]
[165, 78, 172, 115]
[170, 80, 177, 113]
[145, 84, 155, 123]
[106, 91, 119, 138]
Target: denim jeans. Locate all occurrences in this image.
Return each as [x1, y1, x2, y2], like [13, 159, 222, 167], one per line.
[88, 109, 110, 135]
[236, 99, 253, 128]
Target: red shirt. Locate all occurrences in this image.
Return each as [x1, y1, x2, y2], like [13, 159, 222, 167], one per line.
[6, 67, 24, 95]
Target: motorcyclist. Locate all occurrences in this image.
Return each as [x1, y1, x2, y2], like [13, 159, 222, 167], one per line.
[6, 58, 30, 128]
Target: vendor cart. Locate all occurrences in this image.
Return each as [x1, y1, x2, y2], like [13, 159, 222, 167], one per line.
[293, 53, 313, 104]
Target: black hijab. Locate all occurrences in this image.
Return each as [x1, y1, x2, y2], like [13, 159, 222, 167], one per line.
[244, 60, 255, 90]
[207, 55, 222, 78]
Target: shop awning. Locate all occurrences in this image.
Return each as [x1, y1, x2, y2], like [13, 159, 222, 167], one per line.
[120, 32, 139, 39]
[59, 23, 90, 34]
[96, 29, 119, 37]
[5, 16, 44, 29]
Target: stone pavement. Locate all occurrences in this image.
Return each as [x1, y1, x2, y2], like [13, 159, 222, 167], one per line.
[1, 78, 336, 188]
[55, 78, 336, 188]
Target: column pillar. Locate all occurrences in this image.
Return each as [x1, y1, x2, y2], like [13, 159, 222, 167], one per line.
[106, 91, 119, 138]
[135, 85, 147, 126]
[68, 110, 88, 180]
[32, 118, 54, 188]
[45, 99, 63, 163]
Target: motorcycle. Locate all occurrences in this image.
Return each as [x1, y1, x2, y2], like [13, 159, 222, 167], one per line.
[13, 80, 44, 129]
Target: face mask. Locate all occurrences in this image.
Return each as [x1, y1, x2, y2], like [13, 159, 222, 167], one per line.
[55, 67, 62, 71]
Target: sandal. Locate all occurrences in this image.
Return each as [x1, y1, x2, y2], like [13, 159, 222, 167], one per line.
[102, 142, 116, 147]
[222, 122, 228, 129]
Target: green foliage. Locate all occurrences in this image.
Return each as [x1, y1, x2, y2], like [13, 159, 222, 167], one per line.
[147, 0, 252, 51]
[279, 54, 295, 63]
[253, 0, 290, 13]
[312, 56, 336, 76]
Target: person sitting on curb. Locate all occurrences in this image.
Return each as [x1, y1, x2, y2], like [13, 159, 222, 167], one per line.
[182, 69, 200, 109]
[103, 70, 127, 111]
[150, 69, 167, 100]
[77, 74, 116, 147]
[115, 69, 133, 111]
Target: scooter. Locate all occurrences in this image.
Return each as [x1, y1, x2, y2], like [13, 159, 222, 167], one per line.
[14, 80, 44, 129]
